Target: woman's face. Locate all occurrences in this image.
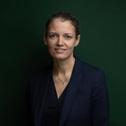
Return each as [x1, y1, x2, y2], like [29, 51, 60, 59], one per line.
[44, 18, 80, 61]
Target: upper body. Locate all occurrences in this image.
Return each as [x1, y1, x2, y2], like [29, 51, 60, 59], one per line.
[25, 11, 109, 126]
[26, 58, 109, 126]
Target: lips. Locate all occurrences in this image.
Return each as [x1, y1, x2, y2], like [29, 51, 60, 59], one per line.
[55, 48, 66, 53]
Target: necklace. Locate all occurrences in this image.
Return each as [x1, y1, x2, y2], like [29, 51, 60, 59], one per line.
[53, 73, 69, 85]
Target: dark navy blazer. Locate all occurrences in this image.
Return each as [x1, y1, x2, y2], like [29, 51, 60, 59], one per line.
[25, 58, 109, 126]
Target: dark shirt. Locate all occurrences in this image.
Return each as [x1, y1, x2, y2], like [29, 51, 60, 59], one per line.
[43, 76, 69, 126]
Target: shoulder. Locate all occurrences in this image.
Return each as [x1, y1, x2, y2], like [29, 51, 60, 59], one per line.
[25, 64, 52, 91]
[75, 58, 107, 97]
[75, 57, 105, 81]
[30, 64, 52, 80]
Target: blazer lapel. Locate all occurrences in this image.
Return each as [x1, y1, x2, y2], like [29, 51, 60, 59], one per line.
[59, 59, 85, 126]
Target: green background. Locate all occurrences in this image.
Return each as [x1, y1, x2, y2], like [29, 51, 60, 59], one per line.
[0, 0, 126, 126]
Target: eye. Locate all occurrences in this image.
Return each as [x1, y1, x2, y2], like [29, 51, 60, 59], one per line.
[48, 33, 57, 39]
[64, 34, 74, 40]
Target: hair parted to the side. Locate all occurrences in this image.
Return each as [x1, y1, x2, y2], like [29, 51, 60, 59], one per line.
[44, 11, 80, 39]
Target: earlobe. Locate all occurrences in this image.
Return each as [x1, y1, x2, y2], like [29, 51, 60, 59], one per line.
[44, 41, 47, 45]
[75, 35, 80, 47]
[43, 37, 47, 45]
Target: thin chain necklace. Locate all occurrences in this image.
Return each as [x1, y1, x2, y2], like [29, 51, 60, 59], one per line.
[53, 58, 75, 85]
[53, 73, 69, 85]
[58, 74, 68, 85]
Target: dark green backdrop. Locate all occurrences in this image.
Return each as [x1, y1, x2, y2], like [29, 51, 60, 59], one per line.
[0, 0, 126, 126]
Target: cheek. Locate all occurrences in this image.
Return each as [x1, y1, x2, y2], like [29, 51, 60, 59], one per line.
[47, 45, 54, 52]
[46, 41, 55, 48]
[65, 41, 77, 49]
[47, 44, 56, 55]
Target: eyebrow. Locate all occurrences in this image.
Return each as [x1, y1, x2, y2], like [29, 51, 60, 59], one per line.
[48, 32, 74, 35]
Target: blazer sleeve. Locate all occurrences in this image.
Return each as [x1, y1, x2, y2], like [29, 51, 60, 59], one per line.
[24, 78, 34, 126]
[91, 70, 109, 126]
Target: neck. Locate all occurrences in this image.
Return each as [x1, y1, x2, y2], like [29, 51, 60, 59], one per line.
[53, 56, 75, 75]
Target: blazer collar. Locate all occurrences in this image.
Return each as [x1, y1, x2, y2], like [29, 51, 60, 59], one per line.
[59, 58, 85, 126]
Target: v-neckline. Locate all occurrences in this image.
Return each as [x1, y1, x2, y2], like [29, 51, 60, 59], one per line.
[51, 76, 70, 100]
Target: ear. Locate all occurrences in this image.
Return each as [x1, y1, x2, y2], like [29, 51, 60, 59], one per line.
[75, 35, 80, 47]
[43, 36, 47, 45]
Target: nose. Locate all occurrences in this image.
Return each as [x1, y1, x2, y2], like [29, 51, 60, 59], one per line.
[56, 36, 64, 46]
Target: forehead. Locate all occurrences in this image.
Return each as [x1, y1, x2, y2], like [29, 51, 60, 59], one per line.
[48, 18, 75, 33]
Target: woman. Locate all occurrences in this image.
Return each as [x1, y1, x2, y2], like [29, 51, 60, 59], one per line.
[26, 12, 109, 126]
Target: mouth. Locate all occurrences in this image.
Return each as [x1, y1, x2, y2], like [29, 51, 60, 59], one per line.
[55, 48, 66, 53]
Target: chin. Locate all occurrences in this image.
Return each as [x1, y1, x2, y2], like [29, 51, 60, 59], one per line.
[52, 54, 73, 61]
[54, 57, 67, 61]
